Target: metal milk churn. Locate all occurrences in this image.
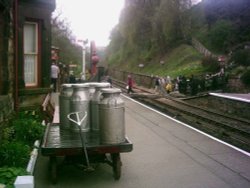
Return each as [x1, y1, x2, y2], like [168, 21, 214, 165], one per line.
[59, 84, 73, 129]
[70, 83, 90, 132]
[90, 82, 110, 131]
[99, 88, 125, 144]
[88, 82, 100, 100]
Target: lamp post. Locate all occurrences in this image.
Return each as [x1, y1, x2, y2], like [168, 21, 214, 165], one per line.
[82, 44, 86, 80]
[78, 39, 88, 81]
[90, 41, 99, 76]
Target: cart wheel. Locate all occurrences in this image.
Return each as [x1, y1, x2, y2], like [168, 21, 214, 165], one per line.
[111, 153, 122, 180]
[49, 156, 57, 184]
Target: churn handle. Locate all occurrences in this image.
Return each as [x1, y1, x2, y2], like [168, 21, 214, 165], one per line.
[67, 111, 87, 127]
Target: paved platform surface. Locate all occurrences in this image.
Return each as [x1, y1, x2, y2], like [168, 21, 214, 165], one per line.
[34, 93, 250, 187]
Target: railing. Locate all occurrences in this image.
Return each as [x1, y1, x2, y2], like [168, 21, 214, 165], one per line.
[191, 38, 217, 58]
[41, 93, 54, 123]
[109, 69, 155, 89]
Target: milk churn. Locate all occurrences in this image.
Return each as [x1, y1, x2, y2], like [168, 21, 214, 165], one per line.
[99, 88, 125, 144]
[88, 82, 99, 100]
[70, 83, 90, 132]
[90, 82, 110, 131]
[59, 84, 73, 129]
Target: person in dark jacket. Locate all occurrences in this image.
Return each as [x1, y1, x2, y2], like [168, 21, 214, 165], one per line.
[154, 76, 160, 93]
[106, 75, 112, 87]
[69, 72, 76, 83]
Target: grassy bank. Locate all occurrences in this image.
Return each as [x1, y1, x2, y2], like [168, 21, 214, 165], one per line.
[110, 44, 207, 78]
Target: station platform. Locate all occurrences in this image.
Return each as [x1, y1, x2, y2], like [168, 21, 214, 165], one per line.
[122, 95, 250, 188]
[210, 92, 250, 103]
[35, 92, 250, 187]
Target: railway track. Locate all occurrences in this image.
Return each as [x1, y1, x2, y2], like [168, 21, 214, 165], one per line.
[112, 79, 250, 152]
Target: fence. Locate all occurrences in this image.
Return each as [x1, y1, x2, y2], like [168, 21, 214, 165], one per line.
[191, 38, 217, 59]
[109, 69, 155, 89]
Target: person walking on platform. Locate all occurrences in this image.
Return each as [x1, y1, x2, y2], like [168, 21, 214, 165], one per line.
[127, 75, 134, 94]
[51, 61, 60, 92]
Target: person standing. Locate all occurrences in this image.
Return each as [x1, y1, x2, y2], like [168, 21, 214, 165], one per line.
[106, 75, 113, 87]
[154, 76, 160, 93]
[69, 71, 76, 83]
[51, 61, 60, 92]
[127, 75, 134, 94]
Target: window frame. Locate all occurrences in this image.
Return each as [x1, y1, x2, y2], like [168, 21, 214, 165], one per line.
[23, 21, 40, 87]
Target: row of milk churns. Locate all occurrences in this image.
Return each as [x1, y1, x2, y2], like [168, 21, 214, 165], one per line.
[59, 82, 126, 144]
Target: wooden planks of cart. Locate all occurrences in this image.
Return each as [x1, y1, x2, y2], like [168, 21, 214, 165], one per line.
[41, 123, 133, 184]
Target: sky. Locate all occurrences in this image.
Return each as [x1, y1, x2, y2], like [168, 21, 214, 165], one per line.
[55, 0, 125, 47]
[55, 0, 202, 47]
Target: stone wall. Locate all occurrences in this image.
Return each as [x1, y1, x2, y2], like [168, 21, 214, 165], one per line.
[0, 10, 4, 94]
[110, 69, 250, 93]
[0, 95, 14, 143]
[226, 76, 250, 93]
[109, 69, 154, 88]
[110, 69, 250, 119]
[0, 4, 14, 96]
[185, 95, 250, 120]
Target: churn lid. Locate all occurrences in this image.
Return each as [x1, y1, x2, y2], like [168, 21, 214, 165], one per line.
[72, 83, 89, 88]
[100, 88, 121, 94]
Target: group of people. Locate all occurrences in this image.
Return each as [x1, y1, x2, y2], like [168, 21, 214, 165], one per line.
[50, 61, 78, 92]
[126, 74, 175, 95]
[154, 76, 173, 94]
[51, 61, 226, 96]
[123, 69, 227, 96]
[153, 75, 204, 96]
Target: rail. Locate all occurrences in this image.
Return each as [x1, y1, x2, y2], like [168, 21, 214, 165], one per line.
[112, 79, 250, 152]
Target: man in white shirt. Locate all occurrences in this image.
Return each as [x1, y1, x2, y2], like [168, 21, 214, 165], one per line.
[51, 62, 60, 92]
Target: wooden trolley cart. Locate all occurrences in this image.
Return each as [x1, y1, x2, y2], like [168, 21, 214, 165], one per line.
[41, 123, 133, 184]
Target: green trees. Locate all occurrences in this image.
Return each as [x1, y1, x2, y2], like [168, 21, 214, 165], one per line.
[51, 14, 83, 75]
[107, 0, 250, 69]
[195, 0, 250, 53]
[107, 0, 193, 66]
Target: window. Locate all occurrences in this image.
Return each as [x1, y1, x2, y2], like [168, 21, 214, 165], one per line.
[23, 22, 38, 87]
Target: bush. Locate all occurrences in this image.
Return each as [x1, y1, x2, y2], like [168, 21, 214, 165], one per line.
[241, 70, 250, 86]
[208, 20, 235, 53]
[12, 118, 44, 146]
[0, 142, 30, 167]
[0, 110, 45, 169]
[201, 56, 220, 72]
[1, 126, 15, 144]
[232, 66, 246, 75]
[230, 49, 250, 66]
[0, 109, 45, 187]
[0, 167, 28, 188]
[17, 110, 43, 122]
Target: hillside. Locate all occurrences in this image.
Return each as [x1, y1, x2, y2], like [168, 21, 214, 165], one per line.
[191, 0, 250, 54]
[110, 44, 204, 78]
[105, 0, 250, 81]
